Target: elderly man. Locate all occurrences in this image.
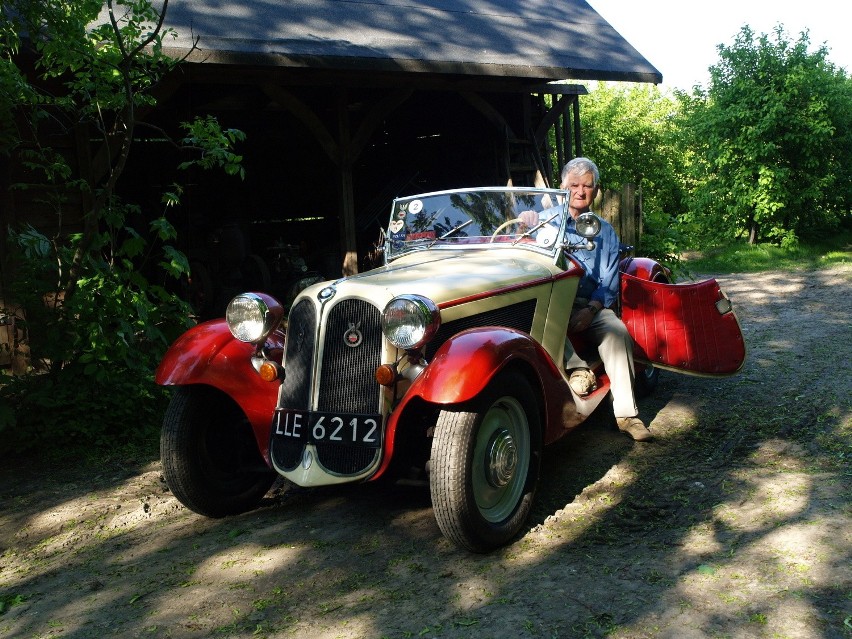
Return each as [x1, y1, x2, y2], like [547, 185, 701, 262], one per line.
[522, 157, 652, 442]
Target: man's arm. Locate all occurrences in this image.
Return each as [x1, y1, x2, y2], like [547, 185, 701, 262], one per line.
[589, 223, 621, 309]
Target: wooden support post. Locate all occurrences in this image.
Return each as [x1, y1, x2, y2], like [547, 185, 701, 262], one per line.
[620, 183, 637, 247]
[336, 90, 359, 276]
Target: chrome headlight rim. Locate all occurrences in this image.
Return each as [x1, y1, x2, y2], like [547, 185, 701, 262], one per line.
[226, 292, 284, 344]
[575, 212, 602, 239]
[381, 294, 441, 351]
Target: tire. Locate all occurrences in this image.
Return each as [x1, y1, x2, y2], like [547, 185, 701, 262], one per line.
[634, 363, 660, 399]
[160, 386, 276, 517]
[429, 370, 542, 552]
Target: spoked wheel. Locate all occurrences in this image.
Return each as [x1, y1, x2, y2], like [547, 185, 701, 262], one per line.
[161, 385, 275, 517]
[430, 370, 542, 552]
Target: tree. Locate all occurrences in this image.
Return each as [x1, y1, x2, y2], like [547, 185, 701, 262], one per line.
[576, 82, 689, 263]
[680, 25, 852, 246]
[0, 0, 245, 452]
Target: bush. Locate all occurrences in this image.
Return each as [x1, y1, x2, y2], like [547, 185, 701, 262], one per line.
[0, 207, 193, 456]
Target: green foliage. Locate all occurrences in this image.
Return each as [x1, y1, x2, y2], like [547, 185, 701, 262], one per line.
[180, 115, 247, 178]
[577, 82, 686, 212]
[680, 25, 852, 245]
[0, 592, 28, 615]
[0, 364, 170, 455]
[574, 82, 689, 269]
[1, 207, 193, 454]
[683, 226, 851, 274]
[1, 0, 245, 455]
[7, 0, 177, 115]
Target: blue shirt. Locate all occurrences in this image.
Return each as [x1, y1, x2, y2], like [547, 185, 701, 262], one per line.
[564, 215, 621, 309]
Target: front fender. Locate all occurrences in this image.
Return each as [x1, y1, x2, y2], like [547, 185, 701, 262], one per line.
[373, 327, 576, 480]
[411, 327, 548, 404]
[155, 320, 284, 460]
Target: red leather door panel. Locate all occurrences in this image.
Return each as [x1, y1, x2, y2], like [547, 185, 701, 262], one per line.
[621, 273, 746, 376]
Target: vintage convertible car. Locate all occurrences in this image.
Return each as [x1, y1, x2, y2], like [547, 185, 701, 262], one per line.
[156, 187, 745, 552]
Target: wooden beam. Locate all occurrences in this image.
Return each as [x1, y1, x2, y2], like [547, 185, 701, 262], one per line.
[459, 91, 516, 139]
[532, 94, 576, 146]
[262, 84, 339, 163]
[350, 89, 413, 159]
[263, 85, 413, 275]
[572, 98, 582, 158]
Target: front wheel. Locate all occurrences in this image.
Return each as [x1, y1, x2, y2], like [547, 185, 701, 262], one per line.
[429, 370, 542, 552]
[160, 385, 276, 517]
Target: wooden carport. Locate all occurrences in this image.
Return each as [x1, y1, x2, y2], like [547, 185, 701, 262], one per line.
[2, 0, 661, 328]
[139, 0, 661, 277]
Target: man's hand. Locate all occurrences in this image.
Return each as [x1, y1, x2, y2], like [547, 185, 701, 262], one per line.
[567, 304, 599, 333]
[518, 210, 540, 228]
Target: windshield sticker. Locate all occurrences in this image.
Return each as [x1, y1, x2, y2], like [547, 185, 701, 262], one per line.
[405, 231, 436, 241]
[389, 220, 404, 233]
[409, 199, 423, 214]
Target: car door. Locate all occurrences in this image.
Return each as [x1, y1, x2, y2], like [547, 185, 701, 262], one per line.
[620, 273, 746, 376]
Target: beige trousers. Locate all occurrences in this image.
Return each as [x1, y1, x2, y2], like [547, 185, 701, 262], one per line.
[564, 308, 638, 418]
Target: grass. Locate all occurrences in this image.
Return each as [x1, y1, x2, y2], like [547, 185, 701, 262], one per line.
[682, 228, 852, 274]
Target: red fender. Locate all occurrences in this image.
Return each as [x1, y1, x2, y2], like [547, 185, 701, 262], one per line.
[373, 327, 579, 480]
[155, 319, 284, 461]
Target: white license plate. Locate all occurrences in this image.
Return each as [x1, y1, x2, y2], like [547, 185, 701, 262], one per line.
[272, 409, 382, 448]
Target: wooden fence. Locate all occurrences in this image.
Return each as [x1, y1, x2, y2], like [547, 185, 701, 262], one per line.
[598, 183, 642, 249]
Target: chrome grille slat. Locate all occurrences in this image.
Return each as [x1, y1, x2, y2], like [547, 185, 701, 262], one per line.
[280, 299, 316, 409]
[315, 444, 380, 476]
[314, 299, 383, 475]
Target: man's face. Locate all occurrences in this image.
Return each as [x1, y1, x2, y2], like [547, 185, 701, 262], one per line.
[561, 170, 597, 216]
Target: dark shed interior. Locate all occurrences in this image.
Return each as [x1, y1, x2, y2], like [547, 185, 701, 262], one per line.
[2, 0, 661, 319]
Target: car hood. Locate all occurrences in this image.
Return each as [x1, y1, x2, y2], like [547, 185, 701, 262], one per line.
[315, 249, 559, 307]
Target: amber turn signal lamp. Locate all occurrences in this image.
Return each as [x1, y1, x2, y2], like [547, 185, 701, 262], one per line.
[375, 364, 397, 387]
[259, 361, 283, 382]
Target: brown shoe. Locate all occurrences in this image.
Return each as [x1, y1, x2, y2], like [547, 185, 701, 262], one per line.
[568, 368, 597, 396]
[616, 417, 653, 442]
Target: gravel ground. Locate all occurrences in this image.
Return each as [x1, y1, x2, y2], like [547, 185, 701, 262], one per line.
[1, 264, 850, 639]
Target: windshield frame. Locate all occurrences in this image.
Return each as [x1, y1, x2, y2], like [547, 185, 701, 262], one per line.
[384, 187, 569, 263]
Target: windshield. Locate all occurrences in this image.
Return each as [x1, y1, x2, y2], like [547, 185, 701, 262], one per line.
[384, 187, 568, 263]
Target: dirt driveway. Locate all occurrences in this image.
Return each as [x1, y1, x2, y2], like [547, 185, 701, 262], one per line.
[1, 265, 850, 639]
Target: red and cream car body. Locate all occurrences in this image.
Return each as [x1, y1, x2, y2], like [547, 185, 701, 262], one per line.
[156, 187, 745, 552]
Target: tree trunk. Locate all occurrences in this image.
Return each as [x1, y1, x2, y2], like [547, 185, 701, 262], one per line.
[746, 212, 759, 245]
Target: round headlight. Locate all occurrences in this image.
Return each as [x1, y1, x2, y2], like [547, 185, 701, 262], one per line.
[575, 212, 602, 239]
[382, 294, 441, 350]
[226, 292, 284, 343]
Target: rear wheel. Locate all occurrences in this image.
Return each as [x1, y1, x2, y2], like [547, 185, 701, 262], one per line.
[430, 370, 541, 552]
[634, 364, 660, 398]
[161, 386, 275, 517]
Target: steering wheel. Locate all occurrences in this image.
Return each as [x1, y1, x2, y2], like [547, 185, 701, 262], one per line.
[490, 218, 524, 242]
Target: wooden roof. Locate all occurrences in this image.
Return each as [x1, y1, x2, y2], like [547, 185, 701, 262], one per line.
[155, 0, 662, 84]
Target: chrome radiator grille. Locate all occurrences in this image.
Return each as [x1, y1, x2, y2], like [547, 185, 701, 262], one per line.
[270, 297, 382, 476]
[318, 299, 383, 413]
